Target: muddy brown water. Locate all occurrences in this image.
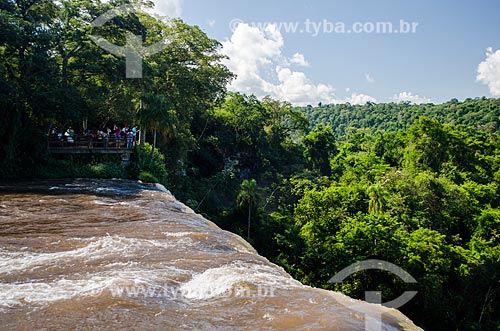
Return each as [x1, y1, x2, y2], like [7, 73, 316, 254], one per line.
[0, 179, 422, 330]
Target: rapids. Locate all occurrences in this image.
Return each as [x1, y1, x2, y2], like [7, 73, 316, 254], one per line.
[0, 179, 422, 330]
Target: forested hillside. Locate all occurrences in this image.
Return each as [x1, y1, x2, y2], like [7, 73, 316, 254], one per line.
[298, 98, 500, 138]
[266, 117, 500, 331]
[1, 1, 499, 330]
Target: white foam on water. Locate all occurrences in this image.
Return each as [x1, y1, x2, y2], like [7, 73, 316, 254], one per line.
[64, 183, 86, 187]
[0, 266, 188, 308]
[0, 278, 115, 308]
[0, 235, 193, 274]
[179, 261, 301, 300]
[93, 200, 116, 206]
[162, 232, 198, 237]
[154, 183, 171, 195]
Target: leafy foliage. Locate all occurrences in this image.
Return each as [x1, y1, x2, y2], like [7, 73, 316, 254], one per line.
[268, 118, 500, 331]
[38, 155, 127, 179]
[0, 0, 232, 177]
[131, 143, 167, 185]
[299, 98, 500, 138]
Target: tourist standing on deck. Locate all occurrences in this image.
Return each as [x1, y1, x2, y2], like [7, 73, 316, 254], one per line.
[132, 125, 138, 145]
[126, 130, 134, 149]
[65, 127, 75, 144]
[114, 126, 121, 148]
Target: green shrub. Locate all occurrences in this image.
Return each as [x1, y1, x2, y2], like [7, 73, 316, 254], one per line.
[40, 155, 127, 179]
[138, 171, 159, 183]
[87, 163, 126, 178]
[131, 143, 168, 185]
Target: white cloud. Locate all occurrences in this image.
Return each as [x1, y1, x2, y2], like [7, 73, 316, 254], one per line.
[273, 67, 337, 105]
[344, 93, 377, 105]
[207, 19, 216, 28]
[477, 47, 500, 96]
[290, 53, 310, 67]
[221, 23, 347, 106]
[151, 0, 183, 17]
[221, 24, 285, 96]
[365, 73, 375, 83]
[393, 92, 432, 104]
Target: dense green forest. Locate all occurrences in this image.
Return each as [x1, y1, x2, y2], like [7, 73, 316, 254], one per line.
[1, 1, 500, 330]
[0, 0, 233, 178]
[298, 98, 500, 138]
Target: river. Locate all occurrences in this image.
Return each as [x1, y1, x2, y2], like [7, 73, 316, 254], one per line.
[0, 179, 422, 330]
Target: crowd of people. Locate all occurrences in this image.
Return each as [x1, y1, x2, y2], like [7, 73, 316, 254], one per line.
[49, 125, 140, 149]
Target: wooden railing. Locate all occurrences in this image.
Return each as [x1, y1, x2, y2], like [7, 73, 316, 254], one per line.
[48, 135, 136, 151]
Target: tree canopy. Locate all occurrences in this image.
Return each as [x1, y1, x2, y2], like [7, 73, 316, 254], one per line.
[0, 0, 232, 177]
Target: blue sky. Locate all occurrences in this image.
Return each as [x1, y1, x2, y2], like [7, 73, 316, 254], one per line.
[154, 0, 500, 105]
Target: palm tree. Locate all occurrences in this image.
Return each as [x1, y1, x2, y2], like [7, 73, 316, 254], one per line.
[136, 93, 176, 157]
[237, 179, 259, 239]
[366, 183, 389, 214]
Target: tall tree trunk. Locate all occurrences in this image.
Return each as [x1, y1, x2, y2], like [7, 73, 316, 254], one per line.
[138, 99, 145, 145]
[152, 127, 157, 158]
[247, 199, 251, 239]
[139, 128, 146, 145]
